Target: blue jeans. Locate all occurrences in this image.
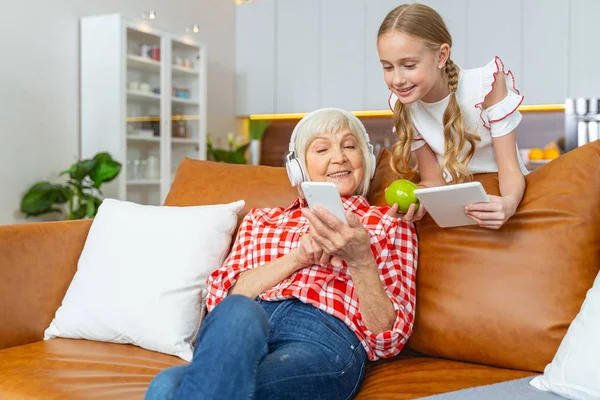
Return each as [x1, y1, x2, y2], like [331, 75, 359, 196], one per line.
[145, 295, 367, 400]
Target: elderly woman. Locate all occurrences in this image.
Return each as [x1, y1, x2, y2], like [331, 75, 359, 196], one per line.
[145, 108, 418, 400]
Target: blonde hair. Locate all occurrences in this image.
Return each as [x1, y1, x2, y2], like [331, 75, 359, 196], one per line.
[293, 109, 373, 196]
[378, 3, 480, 183]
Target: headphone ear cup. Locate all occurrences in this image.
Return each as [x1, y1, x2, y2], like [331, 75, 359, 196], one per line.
[286, 157, 304, 187]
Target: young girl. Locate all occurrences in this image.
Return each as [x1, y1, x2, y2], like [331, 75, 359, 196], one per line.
[378, 4, 528, 230]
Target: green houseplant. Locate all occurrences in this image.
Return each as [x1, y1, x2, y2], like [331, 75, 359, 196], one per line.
[206, 133, 249, 164]
[248, 119, 271, 165]
[248, 119, 271, 141]
[20, 152, 122, 220]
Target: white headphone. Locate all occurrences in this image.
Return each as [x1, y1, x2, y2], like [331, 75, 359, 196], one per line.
[285, 108, 377, 187]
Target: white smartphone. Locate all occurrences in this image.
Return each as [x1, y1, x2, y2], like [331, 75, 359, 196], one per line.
[413, 181, 490, 228]
[300, 182, 348, 224]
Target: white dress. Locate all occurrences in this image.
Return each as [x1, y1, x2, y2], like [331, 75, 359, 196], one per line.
[388, 56, 529, 181]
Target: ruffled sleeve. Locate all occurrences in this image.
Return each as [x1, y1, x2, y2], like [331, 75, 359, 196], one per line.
[476, 56, 524, 137]
[388, 91, 426, 151]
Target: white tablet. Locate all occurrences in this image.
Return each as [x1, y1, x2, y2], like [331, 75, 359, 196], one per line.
[413, 182, 490, 228]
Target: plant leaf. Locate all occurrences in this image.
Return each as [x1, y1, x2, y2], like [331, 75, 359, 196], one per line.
[89, 153, 122, 187]
[248, 120, 271, 141]
[85, 201, 96, 218]
[62, 159, 97, 181]
[20, 182, 69, 216]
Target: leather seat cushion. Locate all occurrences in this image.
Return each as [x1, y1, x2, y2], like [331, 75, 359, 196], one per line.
[0, 339, 534, 399]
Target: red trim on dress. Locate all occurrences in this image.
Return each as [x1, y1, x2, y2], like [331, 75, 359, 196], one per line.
[474, 56, 523, 130]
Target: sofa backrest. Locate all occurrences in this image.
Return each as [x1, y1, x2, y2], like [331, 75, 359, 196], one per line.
[407, 140, 600, 372]
[165, 141, 600, 373]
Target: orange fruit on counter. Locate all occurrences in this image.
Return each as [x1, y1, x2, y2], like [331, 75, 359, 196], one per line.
[528, 148, 544, 161]
[543, 148, 560, 160]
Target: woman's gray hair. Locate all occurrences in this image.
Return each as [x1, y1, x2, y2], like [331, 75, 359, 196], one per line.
[292, 108, 373, 196]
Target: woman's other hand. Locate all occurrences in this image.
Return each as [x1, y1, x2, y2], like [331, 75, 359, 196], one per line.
[296, 233, 331, 269]
[301, 206, 372, 269]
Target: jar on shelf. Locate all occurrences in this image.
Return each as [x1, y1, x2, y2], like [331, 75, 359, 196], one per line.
[172, 119, 188, 138]
[146, 153, 160, 180]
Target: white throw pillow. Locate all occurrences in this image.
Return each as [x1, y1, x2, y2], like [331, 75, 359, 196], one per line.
[44, 198, 245, 361]
[529, 271, 600, 399]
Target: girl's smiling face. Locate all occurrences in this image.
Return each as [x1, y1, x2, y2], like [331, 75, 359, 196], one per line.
[378, 31, 449, 104]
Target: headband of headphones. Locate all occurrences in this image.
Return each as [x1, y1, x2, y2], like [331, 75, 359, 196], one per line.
[287, 108, 373, 154]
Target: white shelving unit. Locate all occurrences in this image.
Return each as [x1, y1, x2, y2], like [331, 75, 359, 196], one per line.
[81, 14, 207, 206]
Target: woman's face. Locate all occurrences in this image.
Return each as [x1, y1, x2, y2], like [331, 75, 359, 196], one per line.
[305, 128, 364, 196]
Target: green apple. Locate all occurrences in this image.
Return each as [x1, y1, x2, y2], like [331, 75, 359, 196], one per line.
[385, 179, 420, 213]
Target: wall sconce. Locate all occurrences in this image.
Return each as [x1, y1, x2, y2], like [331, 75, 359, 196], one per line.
[185, 24, 200, 33]
[142, 10, 156, 20]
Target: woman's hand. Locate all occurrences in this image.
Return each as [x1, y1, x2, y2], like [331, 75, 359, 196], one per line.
[386, 202, 427, 222]
[296, 233, 331, 269]
[465, 195, 517, 229]
[301, 206, 373, 269]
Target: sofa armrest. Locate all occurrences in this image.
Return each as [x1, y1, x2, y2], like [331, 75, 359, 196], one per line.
[0, 220, 92, 350]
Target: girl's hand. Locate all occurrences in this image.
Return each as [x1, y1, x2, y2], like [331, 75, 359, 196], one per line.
[301, 206, 372, 269]
[296, 233, 331, 269]
[386, 202, 427, 222]
[465, 195, 517, 229]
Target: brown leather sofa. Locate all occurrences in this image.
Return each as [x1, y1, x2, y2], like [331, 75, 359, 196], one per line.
[1, 141, 598, 399]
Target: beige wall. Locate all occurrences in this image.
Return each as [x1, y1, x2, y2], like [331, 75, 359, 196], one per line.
[0, 0, 235, 225]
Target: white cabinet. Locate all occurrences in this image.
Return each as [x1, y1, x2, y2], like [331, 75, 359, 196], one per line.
[236, 0, 276, 115]
[522, 0, 569, 104]
[466, 0, 522, 85]
[81, 14, 207, 206]
[236, 0, 599, 114]
[569, 0, 600, 98]
[276, 0, 320, 113]
[364, 0, 407, 110]
[320, 0, 365, 110]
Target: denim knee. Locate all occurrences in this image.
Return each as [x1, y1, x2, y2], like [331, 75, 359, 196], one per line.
[145, 365, 188, 400]
[204, 295, 269, 343]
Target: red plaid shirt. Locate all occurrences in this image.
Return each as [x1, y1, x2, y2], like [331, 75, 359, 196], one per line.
[206, 195, 418, 361]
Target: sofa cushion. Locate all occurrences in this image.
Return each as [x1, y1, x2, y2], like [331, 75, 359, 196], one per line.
[407, 141, 600, 372]
[530, 269, 600, 398]
[164, 159, 298, 221]
[44, 199, 245, 361]
[0, 339, 532, 400]
[0, 339, 186, 399]
[356, 357, 535, 399]
[165, 149, 397, 216]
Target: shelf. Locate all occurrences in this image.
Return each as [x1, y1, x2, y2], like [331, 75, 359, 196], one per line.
[172, 97, 199, 106]
[127, 115, 200, 123]
[82, 14, 205, 208]
[127, 179, 161, 186]
[172, 65, 199, 77]
[172, 137, 199, 144]
[126, 136, 197, 145]
[127, 55, 160, 72]
[127, 136, 160, 142]
[127, 90, 161, 102]
[573, 114, 600, 122]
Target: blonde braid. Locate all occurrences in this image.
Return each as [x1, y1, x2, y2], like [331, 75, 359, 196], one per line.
[441, 59, 480, 183]
[390, 99, 417, 180]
